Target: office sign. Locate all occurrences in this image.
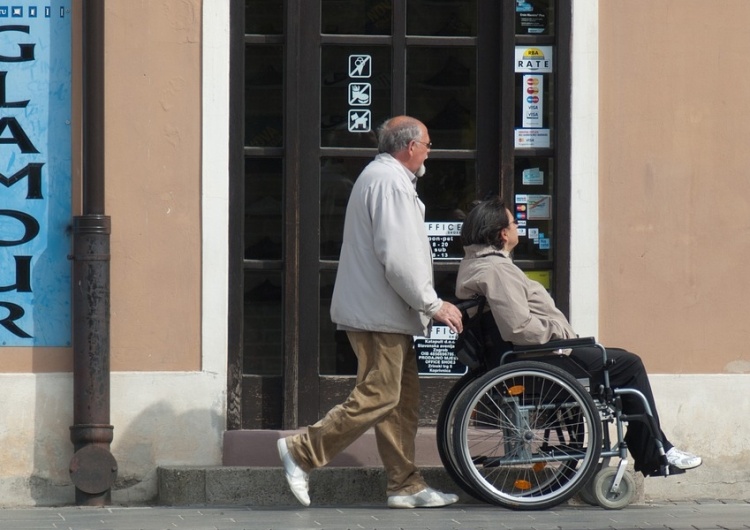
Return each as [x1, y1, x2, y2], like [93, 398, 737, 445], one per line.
[415, 325, 467, 376]
[0, 2, 72, 346]
[426, 221, 463, 260]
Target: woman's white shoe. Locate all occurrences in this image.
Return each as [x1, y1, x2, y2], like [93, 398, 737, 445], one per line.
[666, 447, 702, 470]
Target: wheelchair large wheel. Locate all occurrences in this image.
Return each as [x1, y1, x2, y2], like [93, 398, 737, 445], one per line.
[436, 370, 490, 502]
[451, 361, 603, 510]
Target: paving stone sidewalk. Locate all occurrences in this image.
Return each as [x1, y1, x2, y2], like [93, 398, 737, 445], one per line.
[1, 500, 749, 530]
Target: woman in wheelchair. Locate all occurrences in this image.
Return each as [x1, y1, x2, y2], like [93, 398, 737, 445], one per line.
[455, 197, 701, 478]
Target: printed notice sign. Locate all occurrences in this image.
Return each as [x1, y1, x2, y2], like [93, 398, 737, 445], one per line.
[0, 2, 72, 346]
[522, 75, 543, 128]
[522, 167, 544, 185]
[527, 195, 552, 220]
[515, 128, 550, 148]
[515, 194, 553, 254]
[425, 221, 463, 260]
[515, 46, 553, 73]
[516, 0, 549, 35]
[415, 325, 467, 376]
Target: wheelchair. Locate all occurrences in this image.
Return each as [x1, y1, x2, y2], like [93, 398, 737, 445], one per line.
[436, 297, 673, 510]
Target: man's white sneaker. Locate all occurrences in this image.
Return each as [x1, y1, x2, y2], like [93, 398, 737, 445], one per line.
[666, 447, 702, 470]
[277, 437, 310, 506]
[387, 487, 458, 509]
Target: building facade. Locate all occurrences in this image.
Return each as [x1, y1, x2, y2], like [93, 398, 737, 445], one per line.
[0, 0, 748, 505]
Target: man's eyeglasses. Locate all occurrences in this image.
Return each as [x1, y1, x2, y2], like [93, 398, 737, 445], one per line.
[414, 140, 432, 149]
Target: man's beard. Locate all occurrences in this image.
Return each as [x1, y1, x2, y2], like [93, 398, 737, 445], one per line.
[416, 164, 426, 178]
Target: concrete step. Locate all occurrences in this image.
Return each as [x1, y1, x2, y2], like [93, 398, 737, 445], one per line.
[158, 427, 474, 506]
[158, 428, 645, 507]
[157, 466, 475, 506]
[159, 427, 469, 506]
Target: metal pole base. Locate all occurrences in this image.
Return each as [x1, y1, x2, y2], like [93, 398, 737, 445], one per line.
[70, 215, 116, 505]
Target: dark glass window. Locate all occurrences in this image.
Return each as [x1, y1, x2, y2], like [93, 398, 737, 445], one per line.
[322, 0, 392, 35]
[320, 157, 369, 260]
[245, 0, 283, 34]
[244, 271, 283, 375]
[407, 0, 477, 36]
[245, 158, 283, 260]
[320, 271, 356, 375]
[245, 45, 284, 148]
[407, 47, 477, 150]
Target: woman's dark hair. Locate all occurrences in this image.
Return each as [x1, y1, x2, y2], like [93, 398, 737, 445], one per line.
[460, 197, 510, 247]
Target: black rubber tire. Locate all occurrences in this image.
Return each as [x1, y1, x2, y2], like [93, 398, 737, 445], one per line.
[593, 467, 636, 510]
[451, 361, 603, 510]
[436, 370, 491, 502]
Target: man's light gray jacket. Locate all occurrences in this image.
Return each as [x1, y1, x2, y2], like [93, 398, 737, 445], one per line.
[331, 153, 442, 337]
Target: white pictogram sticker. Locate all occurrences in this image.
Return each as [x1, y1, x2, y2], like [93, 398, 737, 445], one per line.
[348, 83, 371, 106]
[348, 110, 371, 132]
[349, 55, 371, 78]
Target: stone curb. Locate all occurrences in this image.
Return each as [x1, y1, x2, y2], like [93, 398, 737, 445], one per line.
[157, 466, 644, 507]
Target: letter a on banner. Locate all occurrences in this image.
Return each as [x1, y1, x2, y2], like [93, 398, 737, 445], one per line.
[0, 2, 72, 346]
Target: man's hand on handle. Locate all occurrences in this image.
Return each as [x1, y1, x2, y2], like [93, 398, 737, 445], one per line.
[432, 301, 463, 334]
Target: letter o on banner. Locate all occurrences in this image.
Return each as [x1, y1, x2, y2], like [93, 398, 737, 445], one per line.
[0, 209, 40, 247]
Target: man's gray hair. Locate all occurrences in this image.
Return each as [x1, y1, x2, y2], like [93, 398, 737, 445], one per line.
[377, 117, 422, 154]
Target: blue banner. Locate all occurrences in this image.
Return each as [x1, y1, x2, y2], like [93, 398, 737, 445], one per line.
[0, 2, 72, 346]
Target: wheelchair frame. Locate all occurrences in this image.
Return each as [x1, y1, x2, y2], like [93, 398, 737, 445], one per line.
[436, 297, 672, 510]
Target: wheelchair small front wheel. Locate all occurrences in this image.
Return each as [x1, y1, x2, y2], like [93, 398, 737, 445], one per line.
[592, 467, 636, 510]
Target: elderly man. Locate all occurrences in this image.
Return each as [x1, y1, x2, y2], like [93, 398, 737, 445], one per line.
[277, 116, 463, 508]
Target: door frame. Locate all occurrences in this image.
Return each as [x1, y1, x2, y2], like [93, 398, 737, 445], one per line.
[228, 0, 572, 430]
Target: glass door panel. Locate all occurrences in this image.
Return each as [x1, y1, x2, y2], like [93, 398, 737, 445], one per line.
[407, 0, 477, 36]
[407, 47, 477, 150]
[319, 270, 356, 376]
[245, 158, 283, 260]
[243, 156, 284, 377]
[243, 271, 283, 375]
[322, 0, 393, 35]
[512, 156, 554, 263]
[245, 45, 284, 148]
[320, 157, 369, 260]
[245, 0, 283, 34]
[514, 64, 555, 149]
[417, 159, 477, 261]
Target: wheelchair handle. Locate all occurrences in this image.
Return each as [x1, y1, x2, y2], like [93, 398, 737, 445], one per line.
[454, 296, 486, 312]
[512, 336, 596, 353]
